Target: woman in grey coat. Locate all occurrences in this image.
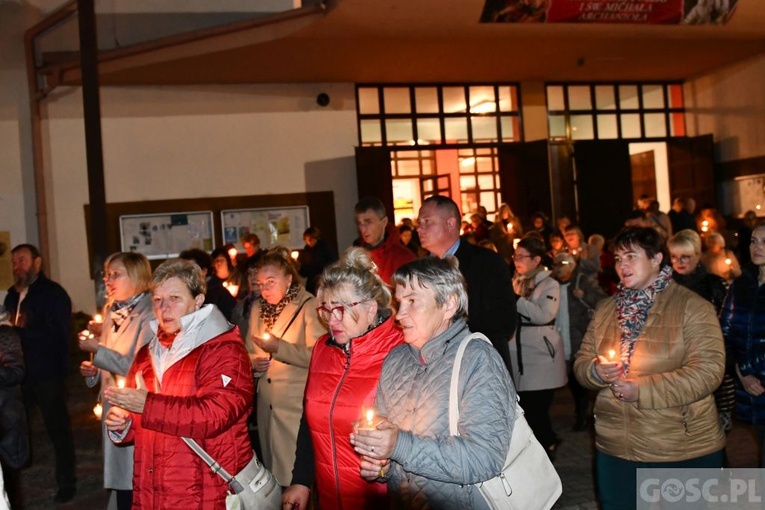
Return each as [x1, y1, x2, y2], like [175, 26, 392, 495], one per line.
[351, 257, 517, 509]
[79, 252, 154, 510]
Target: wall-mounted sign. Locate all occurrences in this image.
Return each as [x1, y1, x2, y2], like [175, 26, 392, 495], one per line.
[480, 0, 737, 25]
[120, 211, 214, 260]
[222, 206, 309, 252]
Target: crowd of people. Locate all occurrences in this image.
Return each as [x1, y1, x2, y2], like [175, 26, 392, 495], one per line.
[0, 193, 763, 510]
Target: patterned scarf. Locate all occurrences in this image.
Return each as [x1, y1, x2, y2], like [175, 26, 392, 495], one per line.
[512, 266, 545, 298]
[259, 284, 300, 330]
[109, 292, 147, 332]
[614, 265, 673, 375]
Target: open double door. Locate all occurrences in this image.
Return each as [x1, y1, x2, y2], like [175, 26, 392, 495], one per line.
[497, 135, 714, 239]
[356, 135, 714, 238]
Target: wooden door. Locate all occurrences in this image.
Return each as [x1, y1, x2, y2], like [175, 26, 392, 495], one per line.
[630, 150, 657, 205]
[666, 135, 716, 209]
[497, 140, 552, 221]
[574, 140, 633, 239]
[355, 146, 395, 222]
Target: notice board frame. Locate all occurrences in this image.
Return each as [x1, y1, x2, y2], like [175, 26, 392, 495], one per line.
[119, 211, 215, 260]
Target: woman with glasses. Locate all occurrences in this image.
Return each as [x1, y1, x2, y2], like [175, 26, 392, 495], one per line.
[509, 236, 567, 460]
[668, 229, 733, 431]
[575, 227, 725, 510]
[283, 247, 403, 510]
[247, 247, 325, 488]
[78, 252, 153, 510]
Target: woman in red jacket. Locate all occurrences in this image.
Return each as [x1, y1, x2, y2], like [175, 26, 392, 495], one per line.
[103, 259, 278, 509]
[283, 247, 404, 510]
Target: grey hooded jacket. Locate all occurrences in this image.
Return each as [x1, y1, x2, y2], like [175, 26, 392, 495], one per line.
[376, 319, 517, 509]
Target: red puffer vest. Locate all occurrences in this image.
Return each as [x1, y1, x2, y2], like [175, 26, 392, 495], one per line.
[304, 315, 404, 510]
[126, 325, 254, 510]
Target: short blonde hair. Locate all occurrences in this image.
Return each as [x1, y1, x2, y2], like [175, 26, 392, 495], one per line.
[104, 252, 152, 294]
[318, 247, 391, 318]
[152, 258, 206, 297]
[667, 229, 701, 255]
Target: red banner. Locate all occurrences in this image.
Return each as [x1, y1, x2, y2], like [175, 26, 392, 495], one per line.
[548, 0, 683, 24]
[479, 0, 738, 25]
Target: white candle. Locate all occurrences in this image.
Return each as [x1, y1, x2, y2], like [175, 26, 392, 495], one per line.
[116, 377, 126, 389]
[93, 403, 103, 420]
[93, 313, 103, 324]
[608, 349, 616, 361]
[365, 408, 375, 428]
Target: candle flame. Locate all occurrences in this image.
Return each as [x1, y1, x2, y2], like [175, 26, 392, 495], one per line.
[608, 349, 616, 361]
[263, 333, 271, 340]
[366, 408, 375, 426]
[290, 250, 300, 260]
[94, 313, 103, 324]
[93, 403, 103, 419]
[117, 378, 126, 389]
[725, 258, 732, 266]
[227, 247, 238, 260]
[225, 283, 239, 297]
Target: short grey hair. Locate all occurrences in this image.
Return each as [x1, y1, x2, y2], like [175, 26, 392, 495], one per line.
[318, 247, 391, 317]
[392, 257, 468, 320]
[152, 258, 206, 297]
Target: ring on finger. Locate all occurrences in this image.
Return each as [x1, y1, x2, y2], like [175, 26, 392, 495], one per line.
[371, 446, 375, 453]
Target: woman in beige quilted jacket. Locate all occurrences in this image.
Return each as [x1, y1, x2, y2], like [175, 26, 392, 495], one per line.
[574, 227, 725, 510]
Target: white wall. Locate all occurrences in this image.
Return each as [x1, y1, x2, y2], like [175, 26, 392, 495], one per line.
[685, 53, 765, 163]
[35, 83, 359, 313]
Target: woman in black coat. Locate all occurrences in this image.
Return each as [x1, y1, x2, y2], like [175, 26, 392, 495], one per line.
[0, 306, 29, 508]
[667, 229, 732, 430]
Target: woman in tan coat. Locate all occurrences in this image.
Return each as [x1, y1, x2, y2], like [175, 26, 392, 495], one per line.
[574, 227, 725, 510]
[248, 247, 326, 486]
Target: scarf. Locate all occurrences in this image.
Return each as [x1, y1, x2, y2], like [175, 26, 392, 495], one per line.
[259, 284, 300, 330]
[109, 292, 147, 332]
[512, 266, 545, 298]
[614, 265, 673, 375]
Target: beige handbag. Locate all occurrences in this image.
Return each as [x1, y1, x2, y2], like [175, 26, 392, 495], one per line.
[448, 333, 562, 510]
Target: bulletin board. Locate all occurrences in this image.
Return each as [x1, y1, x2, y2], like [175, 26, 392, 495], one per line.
[222, 206, 309, 251]
[119, 211, 215, 259]
[721, 174, 765, 218]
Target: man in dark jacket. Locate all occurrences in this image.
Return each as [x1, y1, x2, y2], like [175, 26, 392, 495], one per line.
[4, 244, 76, 504]
[416, 196, 516, 373]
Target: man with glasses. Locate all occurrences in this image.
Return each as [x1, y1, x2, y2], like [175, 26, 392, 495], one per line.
[416, 196, 516, 373]
[4, 244, 76, 504]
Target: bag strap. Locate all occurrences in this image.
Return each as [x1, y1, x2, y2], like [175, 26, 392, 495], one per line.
[182, 437, 245, 493]
[448, 332, 492, 436]
[449, 333, 522, 437]
[277, 298, 311, 339]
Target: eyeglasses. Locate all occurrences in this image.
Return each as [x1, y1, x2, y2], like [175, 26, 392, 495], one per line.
[670, 254, 693, 264]
[316, 302, 362, 323]
[512, 254, 532, 261]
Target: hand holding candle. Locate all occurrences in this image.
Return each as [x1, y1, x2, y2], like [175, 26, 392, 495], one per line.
[253, 332, 279, 358]
[595, 347, 623, 385]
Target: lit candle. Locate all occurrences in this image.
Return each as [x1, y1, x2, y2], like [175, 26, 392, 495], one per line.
[116, 377, 126, 389]
[290, 250, 300, 261]
[228, 247, 238, 261]
[93, 403, 103, 420]
[507, 222, 513, 231]
[702, 220, 709, 227]
[223, 282, 239, 297]
[725, 258, 732, 266]
[93, 313, 103, 324]
[356, 407, 377, 431]
[608, 349, 616, 361]
[263, 333, 273, 360]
